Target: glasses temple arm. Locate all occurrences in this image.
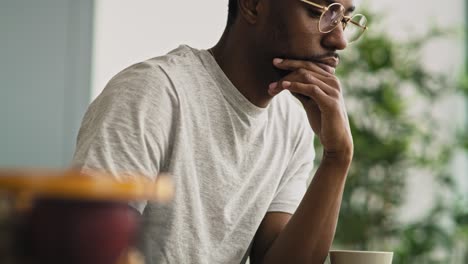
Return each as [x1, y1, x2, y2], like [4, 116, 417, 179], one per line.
[346, 17, 368, 30]
[299, 0, 327, 10]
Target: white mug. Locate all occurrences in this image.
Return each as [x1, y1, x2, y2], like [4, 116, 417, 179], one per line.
[329, 250, 393, 264]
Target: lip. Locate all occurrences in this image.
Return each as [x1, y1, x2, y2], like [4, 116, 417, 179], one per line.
[315, 57, 339, 74]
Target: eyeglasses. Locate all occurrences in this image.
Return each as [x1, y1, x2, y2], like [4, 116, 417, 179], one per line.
[300, 0, 368, 43]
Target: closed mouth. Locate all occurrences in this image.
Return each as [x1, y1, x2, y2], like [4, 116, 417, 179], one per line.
[317, 57, 339, 68]
[314, 57, 339, 74]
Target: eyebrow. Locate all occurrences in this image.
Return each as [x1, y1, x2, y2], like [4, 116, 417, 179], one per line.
[323, 0, 356, 13]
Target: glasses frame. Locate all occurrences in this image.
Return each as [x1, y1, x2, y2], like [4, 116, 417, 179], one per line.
[300, 0, 368, 42]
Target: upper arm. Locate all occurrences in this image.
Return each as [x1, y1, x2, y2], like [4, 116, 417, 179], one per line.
[73, 63, 175, 174]
[72, 63, 177, 213]
[250, 212, 292, 264]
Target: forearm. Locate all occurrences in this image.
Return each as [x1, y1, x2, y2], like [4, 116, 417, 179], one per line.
[261, 151, 352, 264]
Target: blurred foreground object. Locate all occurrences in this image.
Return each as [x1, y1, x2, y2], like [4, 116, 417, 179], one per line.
[0, 168, 173, 264]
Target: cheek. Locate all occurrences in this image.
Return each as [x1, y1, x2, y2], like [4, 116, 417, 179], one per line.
[269, 11, 322, 55]
[291, 15, 322, 47]
[256, 12, 290, 50]
[255, 4, 296, 54]
[271, 19, 291, 47]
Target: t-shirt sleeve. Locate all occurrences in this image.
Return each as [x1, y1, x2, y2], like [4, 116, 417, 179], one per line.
[267, 115, 315, 215]
[71, 62, 177, 213]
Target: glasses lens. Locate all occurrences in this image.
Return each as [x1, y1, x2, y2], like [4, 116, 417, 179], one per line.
[319, 3, 345, 33]
[344, 14, 367, 43]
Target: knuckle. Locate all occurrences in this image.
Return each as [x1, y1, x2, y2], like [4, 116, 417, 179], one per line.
[305, 61, 315, 69]
[309, 85, 320, 96]
[329, 89, 340, 98]
[305, 73, 315, 83]
[311, 84, 320, 92]
[327, 76, 341, 87]
[298, 68, 309, 76]
[298, 69, 315, 83]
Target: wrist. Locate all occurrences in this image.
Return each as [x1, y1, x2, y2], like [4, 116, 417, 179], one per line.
[322, 147, 353, 166]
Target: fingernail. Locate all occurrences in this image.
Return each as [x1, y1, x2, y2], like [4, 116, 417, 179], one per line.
[273, 58, 283, 64]
[269, 82, 278, 90]
[282, 81, 291, 88]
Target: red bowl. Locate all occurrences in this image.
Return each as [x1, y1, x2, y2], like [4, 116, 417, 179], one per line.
[0, 169, 172, 264]
[18, 198, 141, 264]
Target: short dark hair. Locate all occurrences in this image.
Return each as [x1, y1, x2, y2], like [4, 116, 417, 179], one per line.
[227, 0, 238, 27]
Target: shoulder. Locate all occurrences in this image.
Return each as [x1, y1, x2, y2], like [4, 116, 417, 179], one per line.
[80, 47, 202, 133]
[92, 45, 201, 112]
[106, 45, 197, 96]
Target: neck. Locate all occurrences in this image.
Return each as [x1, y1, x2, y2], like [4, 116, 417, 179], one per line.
[209, 28, 279, 108]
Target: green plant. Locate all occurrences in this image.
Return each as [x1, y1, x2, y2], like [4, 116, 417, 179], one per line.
[317, 8, 468, 264]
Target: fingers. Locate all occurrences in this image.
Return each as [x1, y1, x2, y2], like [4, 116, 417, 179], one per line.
[273, 58, 341, 90]
[269, 80, 337, 106]
[268, 82, 285, 96]
[284, 82, 334, 110]
[273, 58, 333, 77]
[294, 69, 338, 94]
[268, 73, 337, 97]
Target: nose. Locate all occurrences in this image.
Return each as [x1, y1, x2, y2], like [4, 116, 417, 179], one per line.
[321, 23, 348, 51]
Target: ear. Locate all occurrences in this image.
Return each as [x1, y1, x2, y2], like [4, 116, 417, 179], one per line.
[238, 0, 263, 24]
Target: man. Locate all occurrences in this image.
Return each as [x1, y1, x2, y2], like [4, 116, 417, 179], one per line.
[72, 0, 367, 263]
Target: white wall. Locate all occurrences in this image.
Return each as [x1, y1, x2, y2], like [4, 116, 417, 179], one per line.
[91, 0, 228, 99]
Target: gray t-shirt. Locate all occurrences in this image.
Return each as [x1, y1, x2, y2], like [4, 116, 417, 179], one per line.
[72, 45, 315, 264]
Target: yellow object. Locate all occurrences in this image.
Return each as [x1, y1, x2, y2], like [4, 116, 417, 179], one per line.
[0, 169, 173, 202]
